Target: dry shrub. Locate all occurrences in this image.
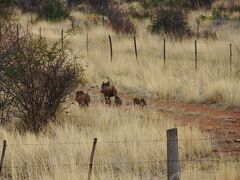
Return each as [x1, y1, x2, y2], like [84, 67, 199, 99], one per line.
[87, 0, 136, 34]
[187, 0, 214, 9]
[0, 21, 85, 133]
[121, 2, 146, 19]
[0, 0, 13, 18]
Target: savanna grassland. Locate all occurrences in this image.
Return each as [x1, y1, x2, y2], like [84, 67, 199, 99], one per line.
[0, 0, 240, 179]
[25, 11, 240, 107]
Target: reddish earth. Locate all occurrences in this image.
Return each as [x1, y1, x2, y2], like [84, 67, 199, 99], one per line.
[147, 99, 240, 156]
[86, 88, 240, 156]
[131, 96, 240, 156]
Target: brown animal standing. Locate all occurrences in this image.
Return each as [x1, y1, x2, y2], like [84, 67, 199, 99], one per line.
[140, 98, 147, 107]
[75, 87, 94, 107]
[101, 77, 117, 105]
[133, 98, 147, 107]
[133, 98, 141, 106]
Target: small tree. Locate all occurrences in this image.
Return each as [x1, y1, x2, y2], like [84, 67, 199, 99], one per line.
[149, 7, 191, 38]
[39, 0, 69, 21]
[0, 22, 85, 132]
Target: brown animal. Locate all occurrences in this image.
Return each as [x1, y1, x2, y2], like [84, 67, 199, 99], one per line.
[115, 96, 123, 106]
[75, 87, 94, 107]
[140, 98, 147, 107]
[101, 77, 117, 105]
[133, 98, 147, 107]
[133, 98, 141, 106]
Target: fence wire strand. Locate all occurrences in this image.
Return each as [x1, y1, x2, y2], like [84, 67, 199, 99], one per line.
[2, 137, 239, 147]
[1, 159, 240, 170]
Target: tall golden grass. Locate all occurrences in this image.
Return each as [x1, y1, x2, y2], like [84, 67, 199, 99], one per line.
[1, 104, 239, 179]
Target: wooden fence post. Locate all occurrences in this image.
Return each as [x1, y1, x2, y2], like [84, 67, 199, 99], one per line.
[163, 38, 166, 65]
[30, 12, 33, 23]
[230, 43, 232, 73]
[0, 22, 2, 43]
[108, 35, 113, 62]
[39, 27, 42, 40]
[195, 40, 198, 71]
[167, 128, 180, 180]
[16, 25, 19, 43]
[86, 33, 89, 57]
[0, 140, 7, 176]
[61, 30, 64, 53]
[87, 138, 97, 180]
[134, 36, 138, 60]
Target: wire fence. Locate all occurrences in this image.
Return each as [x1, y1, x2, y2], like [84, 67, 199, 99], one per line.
[1, 159, 240, 170]
[0, 129, 239, 179]
[2, 137, 239, 147]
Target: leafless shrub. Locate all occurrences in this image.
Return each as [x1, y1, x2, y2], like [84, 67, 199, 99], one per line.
[0, 20, 85, 133]
[87, 0, 136, 34]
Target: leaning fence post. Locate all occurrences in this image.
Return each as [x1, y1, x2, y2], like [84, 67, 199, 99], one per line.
[167, 128, 180, 180]
[134, 36, 138, 60]
[194, 40, 198, 71]
[87, 138, 97, 180]
[0, 140, 7, 176]
[108, 35, 113, 62]
[230, 43, 232, 74]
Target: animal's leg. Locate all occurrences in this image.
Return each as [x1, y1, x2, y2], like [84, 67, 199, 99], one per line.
[108, 97, 111, 105]
[104, 95, 108, 104]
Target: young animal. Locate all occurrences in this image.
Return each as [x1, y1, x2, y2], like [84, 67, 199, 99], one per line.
[101, 77, 117, 105]
[75, 87, 94, 107]
[115, 96, 123, 106]
[133, 98, 141, 106]
[140, 98, 147, 107]
[133, 98, 147, 107]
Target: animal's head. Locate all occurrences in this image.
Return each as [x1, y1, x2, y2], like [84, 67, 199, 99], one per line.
[76, 91, 85, 96]
[101, 81, 110, 88]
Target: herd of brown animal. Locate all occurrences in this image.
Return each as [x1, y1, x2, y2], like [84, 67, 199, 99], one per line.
[75, 77, 147, 107]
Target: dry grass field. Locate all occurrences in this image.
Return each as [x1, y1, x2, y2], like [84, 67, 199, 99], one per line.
[0, 104, 239, 179]
[18, 11, 240, 107]
[0, 10, 239, 179]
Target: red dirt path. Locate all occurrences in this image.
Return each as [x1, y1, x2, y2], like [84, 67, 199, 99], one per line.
[129, 95, 240, 156]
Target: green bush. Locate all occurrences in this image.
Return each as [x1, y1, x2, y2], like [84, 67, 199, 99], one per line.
[149, 8, 191, 38]
[39, 0, 69, 21]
